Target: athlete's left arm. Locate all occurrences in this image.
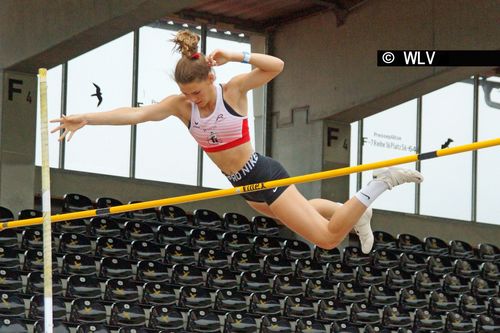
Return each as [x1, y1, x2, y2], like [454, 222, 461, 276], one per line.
[208, 50, 284, 93]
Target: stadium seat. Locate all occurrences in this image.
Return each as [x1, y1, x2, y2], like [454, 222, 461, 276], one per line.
[356, 265, 385, 287]
[26, 271, 63, 296]
[489, 297, 500, 320]
[0, 293, 25, 318]
[136, 260, 170, 282]
[159, 205, 188, 224]
[130, 240, 162, 261]
[186, 309, 221, 333]
[272, 274, 303, 297]
[99, 257, 133, 279]
[373, 230, 397, 250]
[178, 285, 213, 309]
[471, 276, 498, 300]
[260, 315, 292, 333]
[95, 236, 129, 258]
[123, 220, 155, 242]
[381, 306, 412, 329]
[223, 312, 257, 333]
[164, 244, 196, 265]
[349, 302, 381, 325]
[66, 275, 102, 299]
[283, 295, 315, 318]
[63, 193, 93, 212]
[399, 252, 427, 273]
[206, 267, 238, 290]
[157, 224, 189, 246]
[21, 228, 53, 249]
[253, 236, 283, 257]
[193, 208, 223, 229]
[371, 249, 399, 270]
[429, 290, 458, 314]
[397, 233, 423, 252]
[385, 268, 413, 290]
[171, 264, 205, 286]
[104, 278, 139, 302]
[444, 311, 474, 333]
[478, 243, 500, 262]
[75, 323, 111, 333]
[413, 309, 444, 332]
[343, 246, 371, 267]
[88, 217, 121, 238]
[330, 322, 358, 333]
[449, 240, 475, 258]
[313, 245, 341, 264]
[481, 261, 499, 282]
[442, 273, 469, 296]
[0, 268, 22, 293]
[0, 318, 28, 333]
[249, 292, 281, 316]
[70, 298, 107, 324]
[231, 250, 261, 272]
[0, 246, 19, 269]
[0, 207, 14, 222]
[414, 270, 441, 293]
[262, 254, 294, 276]
[240, 271, 271, 293]
[198, 247, 230, 269]
[454, 258, 481, 279]
[252, 216, 280, 235]
[304, 278, 335, 300]
[33, 320, 70, 333]
[215, 289, 247, 312]
[295, 319, 326, 333]
[55, 218, 87, 234]
[283, 239, 310, 261]
[109, 302, 146, 327]
[294, 258, 324, 280]
[28, 294, 67, 321]
[221, 231, 253, 252]
[149, 305, 185, 331]
[223, 212, 252, 232]
[325, 262, 355, 283]
[61, 253, 97, 276]
[141, 282, 177, 306]
[424, 236, 449, 256]
[317, 299, 348, 322]
[23, 248, 57, 271]
[368, 284, 398, 307]
[398, 287, 428, 311]
[459, 294, 487, 317]
[337, 281, 367, 304]
[427, 255, 454, 275]
[0, 229, 18, 248]
[475, 314, 500, 333]
[18, 208, 42, 221]
[189, 228, 221, 249]
[125, 201, 158, 221]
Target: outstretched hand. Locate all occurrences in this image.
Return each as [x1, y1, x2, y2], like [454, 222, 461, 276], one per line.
[207, 49, 231, 67]
[50, 115, 88, 142]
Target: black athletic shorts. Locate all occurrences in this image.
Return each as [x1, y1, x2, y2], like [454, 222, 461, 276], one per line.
[224, 152, 290, 205]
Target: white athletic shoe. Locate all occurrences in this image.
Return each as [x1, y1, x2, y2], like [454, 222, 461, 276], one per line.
[372, 167, 424, 190]
[354, 206, 373, 254]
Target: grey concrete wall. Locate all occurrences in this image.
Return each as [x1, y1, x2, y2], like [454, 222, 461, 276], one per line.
[272, 0, 500, 123]
[1, 0, 196, 72]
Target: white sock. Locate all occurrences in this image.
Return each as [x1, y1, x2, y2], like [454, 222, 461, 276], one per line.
[354, 180, 389, 207]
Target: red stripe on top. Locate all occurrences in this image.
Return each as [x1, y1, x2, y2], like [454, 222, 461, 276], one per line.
[203, 118, 250, 153]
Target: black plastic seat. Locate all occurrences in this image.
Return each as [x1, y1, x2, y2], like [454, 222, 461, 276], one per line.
[178, 285, 213, 309]
[159, 205, 188, 224]
[95, 196, 123, 209]
[317, 299, 348, 322]
[397, 233, 423, 252]
[398, 287, 427, 311]
[330, 322, 357, 333]
[424, 236, 449, 256]
[260, 315, 292, 333]
[55, 218, 87, 234]
[385, 268, 413, 290]
[263, 254, 294, 276]
[130, 240, 161, 261]
[249, 292, 281, 316]
[215, 289, 247, 313]
[109, 302, 146, 327]
[75, 323, 111, 333]
[442, 273, 469, 296]
[427, 255, 454, 275]
[172, 263, 205, 286]
[0, 207, 13, 223]
[70, 298, 107, 324]
[325, 262, 355, 283]
[149, 305, 185, 330]
[337, 281, 367, 304]
[0, 293, 25, 318]
[0, 318, 27, 333]
[454, 258, 481, 279]
[252, 216, 280, 235]
[0, 246, 19, 269]
[240, 271, 271, 293]
[124, 220, 155, 242]
[0, 229, 18, 248]
[141, 282, 176, 306]
[475, 315, 500, 333]
[117, 327, 149, 333]
[231, 250, 260, 272]
[189, 228, 220, 249]
[295, 319, 326, 333]
[414, 309, 444, 332]
[399, 252, 427, 273]
[313, 246, 341, 264]
[294, 258, 324, 280]
[272, 274, 303, 297]
[62, 253, 97, 276]
[253, 236, 282, 257]
[95, 236, 128, 258]
[414, 270, 441, 293]
[479, 243, 500, 262]
[28, 294, 67, 321]
[368, 285, 398, 307]
[206, 267, 238, 290]
[104, 278, 139, 302]
[63, 193, 93, 212]
[283, 295, 315, 318]
[33, 320, 70, 333]
[371, 249, 399, 270]
[26, 271, 63, 296]
[223, 212, 252, 232]
[343, 246, 371, 267]
[23, 248, 57, 271]
[224, 312, 257, 333]
[489, 297, 500, 320]
[125, 201, 158, 221]
[88, 217, 121, 238]
[18, 208, 42, 221]
[199, 248, 230, 269]
[193, 209, 223, 229]
[283, 239, 310, 261]
[136, 260, 169, 282]
[349, 302, 380, 325]
[356, 265, 385, 287]
[459, 294, 487, 317]
[66, 275, 102, 299]
[381, 306, 412, 329]
[429, 290, 458, 314]
[304, 278, 335, 300]
[165, 244, 196, 265]
[186, 309, 221, 333]
[471, 276, 498, 300]
[157, 224, 188, 246]
[99, 257, 133, 279]
[0, 268, 22, 293]
[373, 230, 397, 250]
[21, 228, 53, 249]
[444, 311, 474, 333]
[221, 232, 252, 253]
[449, 240, 475, 258]
[481, 262, 500, 282]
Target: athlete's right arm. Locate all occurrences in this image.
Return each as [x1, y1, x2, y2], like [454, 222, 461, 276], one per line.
[50, 95, 183, 141]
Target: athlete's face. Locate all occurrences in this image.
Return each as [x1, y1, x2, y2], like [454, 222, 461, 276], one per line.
[179, 74, 215, 108]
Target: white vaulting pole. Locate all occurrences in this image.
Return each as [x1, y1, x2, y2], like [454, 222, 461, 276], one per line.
[38, 68, 53, 333]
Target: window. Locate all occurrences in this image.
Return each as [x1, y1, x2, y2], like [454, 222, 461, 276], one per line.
[361, 100, 417, 213]
[36, 65, 62, 167]
[477, 75, 500, 224]
[420, 82, 473, 220]
[64, 33, 134, 177]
